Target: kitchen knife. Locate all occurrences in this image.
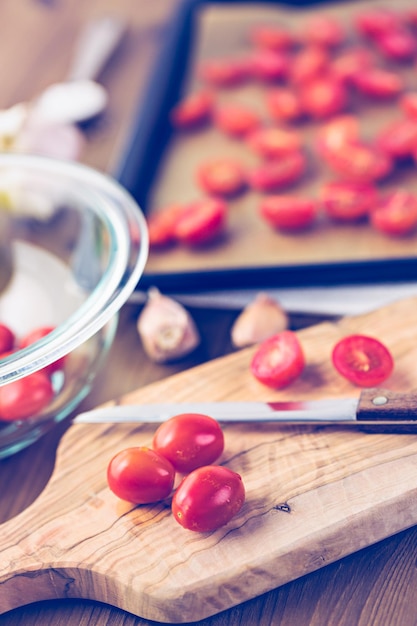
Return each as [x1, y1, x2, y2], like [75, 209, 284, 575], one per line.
[74, 388, 417, 427]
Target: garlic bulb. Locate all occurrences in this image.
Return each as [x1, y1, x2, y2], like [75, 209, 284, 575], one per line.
[231, 292, 289, 348]
[137, 288, 200, 363]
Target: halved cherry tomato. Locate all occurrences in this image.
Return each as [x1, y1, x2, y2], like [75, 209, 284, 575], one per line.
[0, 370, 54, 421]
[196, 158, 246, 197]
[303, 14, 345, 48]
[320, 181, 378, 222]
[172, 465, 245, 532]
[370, 190, 417, 236]
[214, 104, 261, 138]
[377, 118, 417, 159]
[250, 330, 305, 389]
[266, 87, 304, 122]
[400, 92, 417, 120]
[355, 9, 403, 39]
[249, 50, 291, 82]
[198, 58, 250, 87]
[316, 115, 360, 157]
[0, 323, 14, 354]
[330, 48, 374, 84]
[323, 141, 392, 183]
[174, 198, 227, 245]
[248, 151, 306, 191]
[259, 195, 317, 231]
[107, 446, 175, 504]
[250, 25, 296, 51]
[332, 334, 394, 387]
[299, 76, 347, 119]
[152, 413, 224, 473]
[170, 90, 214, 129]
[289, 46, 329, 85]
[147, 204, 186, 249]
[19, 326, 65, 375]
[376, 29, 417, 62]
[246, 126, 302, 159]
[353, 69, 403, 99]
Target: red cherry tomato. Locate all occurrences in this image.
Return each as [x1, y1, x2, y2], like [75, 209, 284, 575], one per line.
[250, 25, 296, 51]
[152, 413, 224, 473]
[172, 465, 245, 532]
[19, 326, 65, 375]
[266, 87, 304, 122]
[400, 92, 417, 120]
[246, 126, 302, 159]
[196, 158, 246, 197]
[370, 190, 417, 236]
[353, 69, 403, 99]
[355, 9, 402, 39]
[248, 151, 306, 191]
[324, 141, 392, 183]
[214, 104, 261, 138]
[174, 198, 227, 246]
[376, 29, 417, 62]
[303, 14, 345, 48]
[198, 58, 250, 87]
[330, 48, 373, 84]
[299, 76, 347, 119]
[332, 334, 394, 388]
[147, 204, 186, 249]
[289, 46, 329, 85]
[0, 323, 15, 354]
[249, 50, 290, 82]
[316, 115, 360, 157]
[170, 90, 214, 129]
[377, 118, 417, 159]
[320, 181, 378, 222]
[250, 330, 305, 389]
[107, 446, 175, 504]
[259, 195, 317, 231]
[0, 370, 54, 421]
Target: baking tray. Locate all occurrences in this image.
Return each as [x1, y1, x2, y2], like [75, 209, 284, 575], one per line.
[115, 0, 417, 293]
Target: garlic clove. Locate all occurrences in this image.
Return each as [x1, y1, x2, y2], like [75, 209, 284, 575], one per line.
[230, 292, 289, 348]
[137, 288, 200, 363]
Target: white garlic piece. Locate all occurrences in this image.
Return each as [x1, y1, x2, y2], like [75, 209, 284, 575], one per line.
[231, 292, 289, 348]
[137, 288, 200, 363]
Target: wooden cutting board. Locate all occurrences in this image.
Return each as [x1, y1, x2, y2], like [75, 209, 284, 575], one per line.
[2, 296, 417, 623]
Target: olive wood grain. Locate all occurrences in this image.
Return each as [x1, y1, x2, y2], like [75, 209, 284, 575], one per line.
[2, 296, 417, 623]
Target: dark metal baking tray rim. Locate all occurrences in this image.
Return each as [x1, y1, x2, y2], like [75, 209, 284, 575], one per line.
[114, 0, 417, 292]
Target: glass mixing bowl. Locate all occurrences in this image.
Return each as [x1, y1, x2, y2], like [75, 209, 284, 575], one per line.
[0, 153, 148, 458]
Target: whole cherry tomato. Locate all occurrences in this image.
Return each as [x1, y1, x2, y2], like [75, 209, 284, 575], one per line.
[170, 90, 214, 129]
[214, 104, 261, 138]
[299, 76, 347, 119]
[332, 334, 394, 387]
[259, 195, 317, 231]
[248, 151, 306, 191]
[19, 326, 65, 374]
[172, 465, 245, 532]
[0, 323, 15, 354]
[266, 87, 304, 122]
[152, 413, 225, 473]
[353, 69, 403, 99]
[370, 190, 417, 236]
[246, 126, 302, 159]
[0, 370, 54, 421]
[196, 158, 246, 197]
[250, 330, 305, 389]
[320, 181, 378, 222]
[174, 198, 227, 246]
[107, 446, 175, 504]
[377, 118, 417, 159]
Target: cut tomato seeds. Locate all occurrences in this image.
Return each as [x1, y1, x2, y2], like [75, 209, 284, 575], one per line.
[332, 334, 394, 387]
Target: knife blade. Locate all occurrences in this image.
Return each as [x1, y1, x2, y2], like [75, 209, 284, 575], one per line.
[74, 389, 417, 427]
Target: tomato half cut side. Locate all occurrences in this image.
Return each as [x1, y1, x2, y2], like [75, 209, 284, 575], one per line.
[153, 413, 224, 473]
[248, 151, 306, 191]
[170, 90, 214, 129]
[320, 181, 378, 222]
[377, 118, 417, 159]
[174, 198, 227, 246]
[172, 465, 245, 532]
[370, 190, 417, 236]
[196, 158, 246, 197]
[332, 334, 394, 387]
[266, 87, 304, 122]
[246, 126, 302, 159]
[250, 330, 305, 389]
[299, 76, 347, 119]
[259, 195, 317, 231]
[107, 446, 175, 504]
[214, 104, 261, 138]
[198, 58, 250, 87]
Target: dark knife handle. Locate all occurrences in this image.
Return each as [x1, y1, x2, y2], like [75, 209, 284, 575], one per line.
[358, 389, 417, 422]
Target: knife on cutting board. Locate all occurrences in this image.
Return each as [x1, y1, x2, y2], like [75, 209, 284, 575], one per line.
[75, 388, 417, 427]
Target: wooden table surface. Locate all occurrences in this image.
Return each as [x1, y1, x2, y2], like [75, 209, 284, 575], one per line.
[1, 1, 417, 625]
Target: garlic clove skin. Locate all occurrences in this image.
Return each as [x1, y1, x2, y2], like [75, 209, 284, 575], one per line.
[137, 288, 200, 363]
[230, 292, 289, 348]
